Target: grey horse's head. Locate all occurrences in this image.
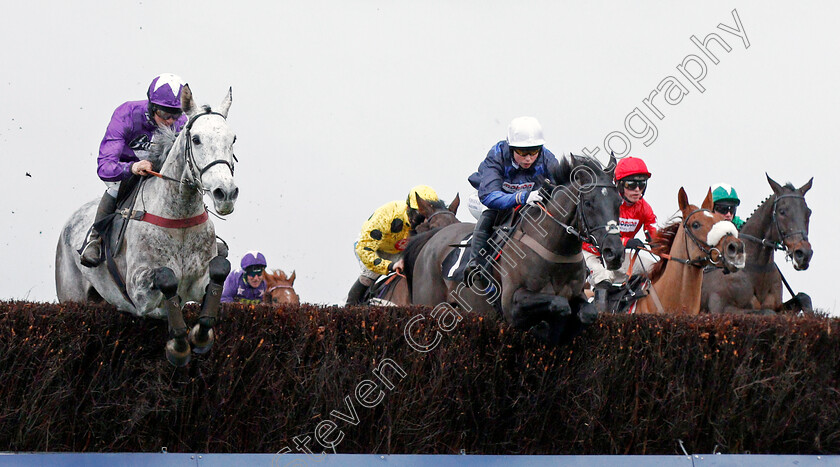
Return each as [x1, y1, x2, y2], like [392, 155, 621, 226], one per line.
[179, 85, 239, 215]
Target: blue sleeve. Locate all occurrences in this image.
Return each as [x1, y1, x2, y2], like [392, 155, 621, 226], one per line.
[481, 191, 523, 210]
[220, 270, 239, 303]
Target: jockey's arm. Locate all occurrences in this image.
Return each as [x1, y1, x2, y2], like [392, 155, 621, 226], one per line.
[356, 207, 398, 276]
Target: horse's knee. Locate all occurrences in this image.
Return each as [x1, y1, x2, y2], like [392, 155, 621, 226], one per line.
[153, 267, 178, 299]
[548, 296, 571, 317]
[209, 256, 231, 284]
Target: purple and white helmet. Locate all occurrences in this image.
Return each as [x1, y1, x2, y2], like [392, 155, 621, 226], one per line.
[240, 251, 267, 270]
[147, 73, 185, 109]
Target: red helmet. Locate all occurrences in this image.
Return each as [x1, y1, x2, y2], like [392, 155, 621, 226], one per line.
[614, 157, 651, 181]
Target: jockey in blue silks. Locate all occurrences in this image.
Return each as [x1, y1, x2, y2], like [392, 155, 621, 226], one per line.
[221, 251, 269, 304]
[79, 73, 189, 267]
[463, 116, 563, 290]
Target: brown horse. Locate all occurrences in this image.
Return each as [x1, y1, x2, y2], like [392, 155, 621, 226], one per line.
[635, 188, 745, 315]
[263, 269, 300, 307]
[701, 175, 813, 314]
[364, 194, 461, 306]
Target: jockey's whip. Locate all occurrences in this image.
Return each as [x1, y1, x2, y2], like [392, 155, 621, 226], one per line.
[774, 262, 798, 299]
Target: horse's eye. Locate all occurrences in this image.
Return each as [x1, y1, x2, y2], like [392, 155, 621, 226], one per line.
[584, 200, 592, 208]
[778, 209, 786, 216]
[192, 135, 201, 145]
[692, 221, 700, 229]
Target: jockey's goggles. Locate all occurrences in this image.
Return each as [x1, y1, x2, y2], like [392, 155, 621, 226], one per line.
[714, 204, 737, 215]
[622, 179, 647, 191]
[245, 267, 265, 277]
[155, 108, 183, 121]
[512, 146, 541, 157]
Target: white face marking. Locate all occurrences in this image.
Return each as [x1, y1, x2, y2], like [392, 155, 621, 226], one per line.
[703, 211, 714, 218]
[601, 187, 607, 196]
[706, 220, 739, 246]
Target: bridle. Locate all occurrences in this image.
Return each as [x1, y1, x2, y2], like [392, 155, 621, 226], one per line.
[536, 183, 621, 251]
[740, 193, 808, 259]
[672, 208, 730, 268]
[423, 209, 457, 226]
[148, 109, 236, 194]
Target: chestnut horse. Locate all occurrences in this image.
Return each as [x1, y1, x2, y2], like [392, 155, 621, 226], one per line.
[635, 188, 745, 315]
[263, 269, 300, 307]
[701, 175, 813, 314]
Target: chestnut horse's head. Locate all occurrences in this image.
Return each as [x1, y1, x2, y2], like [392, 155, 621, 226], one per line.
[263, 269, 300, 307]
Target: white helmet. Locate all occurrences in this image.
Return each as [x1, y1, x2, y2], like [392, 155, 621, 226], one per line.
[507, 116, 545, 148]
[467, 193, 487, 220]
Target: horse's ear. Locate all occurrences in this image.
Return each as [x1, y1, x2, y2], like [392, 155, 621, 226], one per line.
[416, 195, 433, 217]
[607, 152, 617, 180]
[701, 187, 714, 210]
[181, 84, 196, 116]
[766, 173, 784, 195]
[289, 270, 296, 284]
[799, 177, 813, 195]
[448, 193, 460, 214]
[218, 87, 232, 119]
[678, 187, 689, 211]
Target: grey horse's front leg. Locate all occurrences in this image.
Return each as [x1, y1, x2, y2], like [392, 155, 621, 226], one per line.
[189, 256, 230, 354]
[154, 267, 191, 367]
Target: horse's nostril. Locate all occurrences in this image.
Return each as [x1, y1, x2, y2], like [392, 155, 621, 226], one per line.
[230, 187, 239, 200]
[213, 188, 225, 201]
[794, 250, 805, 262]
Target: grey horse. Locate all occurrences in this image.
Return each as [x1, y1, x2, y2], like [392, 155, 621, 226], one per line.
[701, 175, 813, 314]
[405, 155, 624, 344]
[55, 85, 239, 366]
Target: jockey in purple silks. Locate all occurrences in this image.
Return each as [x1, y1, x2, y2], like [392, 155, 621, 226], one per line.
[79, 73, 189, 267]
[221, 251, 268, 304]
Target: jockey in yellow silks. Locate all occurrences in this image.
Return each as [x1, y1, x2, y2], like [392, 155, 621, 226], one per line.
[346, 185, 439, 305]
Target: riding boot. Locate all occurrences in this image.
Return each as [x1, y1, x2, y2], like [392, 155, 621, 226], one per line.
[593, 280, 611, 314]
[464, 209, 497, 290]
[79, 192, 117, 268]
[346, 278, 371, 306]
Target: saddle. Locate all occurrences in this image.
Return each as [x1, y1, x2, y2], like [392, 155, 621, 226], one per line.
[442, 207, 524, 283]
[364, 273, 401, 306]
[605, 274, 650, 314]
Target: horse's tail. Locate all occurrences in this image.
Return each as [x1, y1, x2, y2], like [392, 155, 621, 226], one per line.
[402, 228, 442, 300]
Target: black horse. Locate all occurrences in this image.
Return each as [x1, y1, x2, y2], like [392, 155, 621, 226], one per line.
[404, 155, 623, 345]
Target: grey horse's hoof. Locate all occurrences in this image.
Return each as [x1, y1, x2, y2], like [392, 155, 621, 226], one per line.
[165, 339, 192, 367]
[189, 324, 215, 354]
[796, 293, 813, 313]
[577, 301, 599, 325]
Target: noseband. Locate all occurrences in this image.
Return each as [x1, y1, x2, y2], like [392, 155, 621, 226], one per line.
[676, 208, 733, 268]
[740, 193, 808, 259]
[182, 110, 236, 193]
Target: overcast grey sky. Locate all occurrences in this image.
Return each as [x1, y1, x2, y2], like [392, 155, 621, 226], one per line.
[1, 1, 837, 314]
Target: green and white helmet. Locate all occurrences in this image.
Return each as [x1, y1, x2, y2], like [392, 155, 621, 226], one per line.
[711, 183, 740, 205]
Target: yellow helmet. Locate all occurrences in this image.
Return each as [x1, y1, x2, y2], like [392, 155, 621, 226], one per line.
[406, 185, 439, 210]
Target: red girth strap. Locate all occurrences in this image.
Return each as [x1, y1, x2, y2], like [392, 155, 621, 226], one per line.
[141, 210, 209, 228]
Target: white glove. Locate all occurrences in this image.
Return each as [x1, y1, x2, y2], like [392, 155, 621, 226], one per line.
[525, 191, 543, 205]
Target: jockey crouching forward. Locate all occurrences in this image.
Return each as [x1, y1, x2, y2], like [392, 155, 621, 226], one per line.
[79, 73, 188, 267]
[583, 156, 658, 313]
[346, 185, 440, 305]
[463, 116, 563, 291]
[221, 251, 268, 305]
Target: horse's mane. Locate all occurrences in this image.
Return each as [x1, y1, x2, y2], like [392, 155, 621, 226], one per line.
[645, 217, 682, 283]
[148, 126, 178, 171]
[402, 228, 442, 299]
[553, 154, 610, 187]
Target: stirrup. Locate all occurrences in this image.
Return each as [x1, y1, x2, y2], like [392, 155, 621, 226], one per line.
[79, 237, 103, 268]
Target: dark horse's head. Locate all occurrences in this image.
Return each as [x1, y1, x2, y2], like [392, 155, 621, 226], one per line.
[413, 193, 460, 233]
[766, 174, 813, 270]
[544, 154, 623, 269]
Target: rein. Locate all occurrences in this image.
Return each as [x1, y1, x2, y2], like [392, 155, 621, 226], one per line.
[423, 209, 457, 225]
[740, 193, 807, 259]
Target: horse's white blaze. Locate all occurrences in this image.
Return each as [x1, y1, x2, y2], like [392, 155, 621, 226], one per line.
[707, 221, 739, 246]
[703, 211, 714, 218]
